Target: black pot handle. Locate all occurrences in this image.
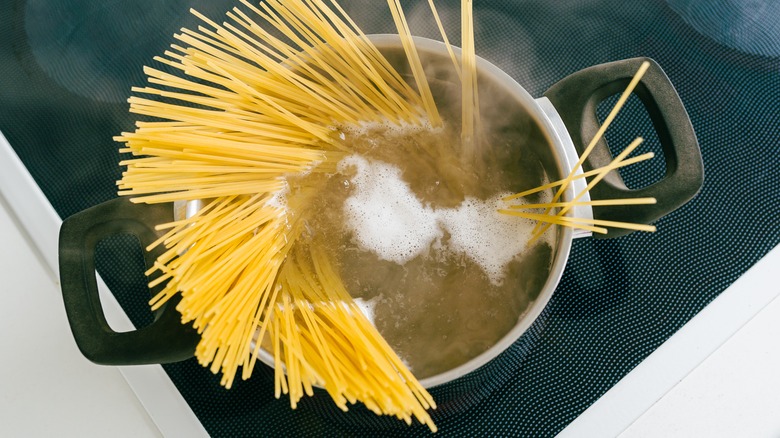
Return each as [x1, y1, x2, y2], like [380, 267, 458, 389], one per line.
[544, 57, 704, 238]
[59, 197, 199, 365]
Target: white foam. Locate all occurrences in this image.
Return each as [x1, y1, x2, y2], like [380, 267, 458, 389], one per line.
[339, 156, 442, 264]
[339, 156, 543, 284]
[353, 297, 377, 324]
[265, 179, 289, 210]
[439, 196, 535, 284]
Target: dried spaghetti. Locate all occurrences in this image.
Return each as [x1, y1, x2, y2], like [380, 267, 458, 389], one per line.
[115, 0, 471, 432]
[501, 61, 659, 238]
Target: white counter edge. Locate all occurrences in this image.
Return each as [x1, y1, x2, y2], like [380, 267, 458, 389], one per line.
[0, 130, 208, 438]
[559, 243, 780, 437]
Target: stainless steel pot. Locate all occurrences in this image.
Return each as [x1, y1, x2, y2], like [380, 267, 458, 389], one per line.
[58, 36, 703, 393]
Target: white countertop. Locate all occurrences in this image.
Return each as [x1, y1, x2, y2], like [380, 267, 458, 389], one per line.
[622, 289, 780, 437]
[0, 194, 160, 437]
[1, 131, 779, 436]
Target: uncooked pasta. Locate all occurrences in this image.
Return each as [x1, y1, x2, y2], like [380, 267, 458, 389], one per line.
[116, 0, 490, 432]
[116, 0, 650, 432]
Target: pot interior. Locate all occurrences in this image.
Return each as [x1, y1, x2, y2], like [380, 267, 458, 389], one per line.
[182, 35, 573, 388]
[368, 36, 571, 387]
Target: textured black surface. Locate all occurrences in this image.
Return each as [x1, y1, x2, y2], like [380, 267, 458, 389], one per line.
[3, 0, 780, 436]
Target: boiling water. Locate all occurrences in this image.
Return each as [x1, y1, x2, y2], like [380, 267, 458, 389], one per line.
[288, 122, 555, 379]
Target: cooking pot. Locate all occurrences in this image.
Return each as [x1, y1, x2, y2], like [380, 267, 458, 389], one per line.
[59, 35, 703, 421]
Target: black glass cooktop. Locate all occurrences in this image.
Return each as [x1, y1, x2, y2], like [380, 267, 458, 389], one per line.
[2, 1, 779, 436]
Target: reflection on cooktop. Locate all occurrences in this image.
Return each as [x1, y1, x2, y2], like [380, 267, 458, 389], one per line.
[24, 0, 234, 102]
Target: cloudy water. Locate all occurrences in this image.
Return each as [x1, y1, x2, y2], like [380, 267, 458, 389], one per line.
[289, 122, 556, 378]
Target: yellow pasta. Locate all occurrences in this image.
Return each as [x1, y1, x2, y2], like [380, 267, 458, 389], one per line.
[271, 244, 437, 430]
[460, 0, 478, 158]
[505, 197, 657, 210]
[501, 62, 659, 240]
[524, 61, 652, 238]
[106, 0, 647, 431]
[427, 0, 461, 81]
[115, 0, 465, 432]
[502, 152, 655, 200]
[387, 0, 442, 127]
[528, 137, 646, 239]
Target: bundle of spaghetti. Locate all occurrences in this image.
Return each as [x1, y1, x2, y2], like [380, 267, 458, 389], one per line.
[502, 61, 657, 237]
[114, 0, 449, 429]
[498, 210, 658, 234]
[145, 193, 304, 388]
[272, 244, 437, 431]
[502, 137, 658, 235]
[146, 192, 439, 430]
[116, 0, 434, 204]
